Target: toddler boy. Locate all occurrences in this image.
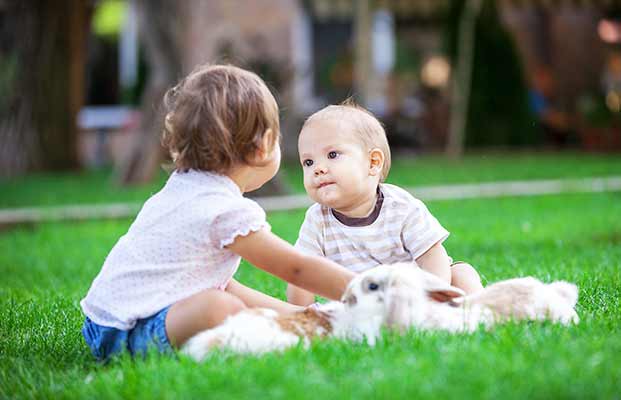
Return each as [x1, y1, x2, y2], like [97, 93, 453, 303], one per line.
[287, 102, 483, 305]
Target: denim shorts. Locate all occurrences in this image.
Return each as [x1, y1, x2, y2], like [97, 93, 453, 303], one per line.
[82, 306, 173, 362]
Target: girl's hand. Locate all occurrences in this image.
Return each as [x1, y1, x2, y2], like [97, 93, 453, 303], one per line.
[286, 283, 316, 306]
[225, 279, 303, 314]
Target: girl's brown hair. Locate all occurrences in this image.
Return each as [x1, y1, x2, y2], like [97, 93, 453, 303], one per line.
[162, 64, 280, 173]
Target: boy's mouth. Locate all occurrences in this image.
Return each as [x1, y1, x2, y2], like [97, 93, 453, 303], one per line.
[317, 181, 335, 189]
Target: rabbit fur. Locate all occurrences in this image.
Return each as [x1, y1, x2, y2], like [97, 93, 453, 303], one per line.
[182, 262, 579, 360]
[350, 263, 580, 333]
[181, 295, 385, 360]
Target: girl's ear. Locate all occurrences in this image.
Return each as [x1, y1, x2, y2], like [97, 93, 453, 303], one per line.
[257, 129, 277, 161]
[369, 148, 385, 177]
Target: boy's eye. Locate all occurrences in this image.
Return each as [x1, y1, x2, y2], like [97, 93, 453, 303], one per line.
[328, 151, 338, 159]
[303, 159, 313, 167]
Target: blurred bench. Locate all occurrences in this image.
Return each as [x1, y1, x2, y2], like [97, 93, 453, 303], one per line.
[77, 106, 134, 166]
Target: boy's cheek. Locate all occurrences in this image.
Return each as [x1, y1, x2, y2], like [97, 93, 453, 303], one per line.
[302, 178, 313, 192]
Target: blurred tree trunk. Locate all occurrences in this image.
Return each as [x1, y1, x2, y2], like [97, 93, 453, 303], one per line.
[0, 0, 91, 178]
[353, 0, 372, 106]
[446, 0, 482, 158]
[116, 0, 185, 185]
[118, 0, 290, 195]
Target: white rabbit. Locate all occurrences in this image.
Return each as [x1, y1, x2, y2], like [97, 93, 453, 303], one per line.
[346, 263, 580, 333]
[181, 294, 385, 360]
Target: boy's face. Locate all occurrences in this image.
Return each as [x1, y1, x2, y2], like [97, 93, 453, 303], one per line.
[298, 119, 379, 213]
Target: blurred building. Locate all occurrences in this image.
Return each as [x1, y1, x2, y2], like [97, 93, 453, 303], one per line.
[82, 0, 621, 167]
[173, 0, 620, 152]
[169, 0, 454, 154]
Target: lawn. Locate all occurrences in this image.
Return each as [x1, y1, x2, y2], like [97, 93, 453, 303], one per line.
[1, 152, 620, 208]
[1, 154, 620, 398]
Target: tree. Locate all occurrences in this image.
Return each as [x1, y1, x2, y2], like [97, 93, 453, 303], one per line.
[0, 0, 91, 178]
[116, 0, 185, 184]
[445, 0, 538, 153]
[117, 0, 291, 196]
[446, 0, 482, 158]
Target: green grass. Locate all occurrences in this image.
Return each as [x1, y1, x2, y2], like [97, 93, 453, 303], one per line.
[1, 152, 620, 208]
[1, 190, 620, 399]
[284, 152, 621, 193]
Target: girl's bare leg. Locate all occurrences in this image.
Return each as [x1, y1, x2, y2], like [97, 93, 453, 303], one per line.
[165, 289, 246, 347]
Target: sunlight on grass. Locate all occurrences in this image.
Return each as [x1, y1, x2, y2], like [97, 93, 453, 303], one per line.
[1, 191, 620, 398]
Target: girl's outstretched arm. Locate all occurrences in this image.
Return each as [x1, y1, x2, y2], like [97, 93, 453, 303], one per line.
[226, 278, 303, 313]
[227, 228, 354, 300]
[286, 284, 316, 306]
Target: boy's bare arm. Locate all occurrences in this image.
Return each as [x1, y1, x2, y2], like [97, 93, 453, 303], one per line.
[415, 241, 452, 283]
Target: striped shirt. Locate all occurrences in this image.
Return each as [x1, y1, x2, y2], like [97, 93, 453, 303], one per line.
[295, 184, 449, 272]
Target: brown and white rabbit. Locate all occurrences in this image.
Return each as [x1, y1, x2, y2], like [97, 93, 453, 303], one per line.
[181, 295, 385, 360]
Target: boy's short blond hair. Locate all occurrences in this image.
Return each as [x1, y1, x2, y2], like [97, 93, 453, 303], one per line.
[302, 100, 391, 181]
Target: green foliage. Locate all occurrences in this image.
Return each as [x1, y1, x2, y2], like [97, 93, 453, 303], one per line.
[1, 191, 620, 398]
[393, 38, 422, 75]
[577, 93, 621, 128]
[445, 0, 540, 147]
[92, 0, 126, 37]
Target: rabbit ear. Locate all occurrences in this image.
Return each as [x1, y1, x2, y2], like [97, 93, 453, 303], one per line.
[385, 282, 416, 330]
[384, 266, 430, 330]
[421, 270, 465, 303]
[427, 288, 465, 303]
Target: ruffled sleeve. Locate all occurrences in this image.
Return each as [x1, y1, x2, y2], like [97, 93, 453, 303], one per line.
[209, 198, 271, 249]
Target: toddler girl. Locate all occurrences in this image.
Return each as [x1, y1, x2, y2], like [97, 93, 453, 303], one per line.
[80, 64, 354, 361]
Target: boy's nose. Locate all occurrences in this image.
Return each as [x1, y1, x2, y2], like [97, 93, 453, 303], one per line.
[313, 164, 327, 176]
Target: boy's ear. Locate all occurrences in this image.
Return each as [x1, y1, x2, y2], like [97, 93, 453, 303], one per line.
[368, 148, 384, 177]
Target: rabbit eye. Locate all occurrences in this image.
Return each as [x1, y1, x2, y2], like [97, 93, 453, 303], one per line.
[368, 282, 379, 291]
